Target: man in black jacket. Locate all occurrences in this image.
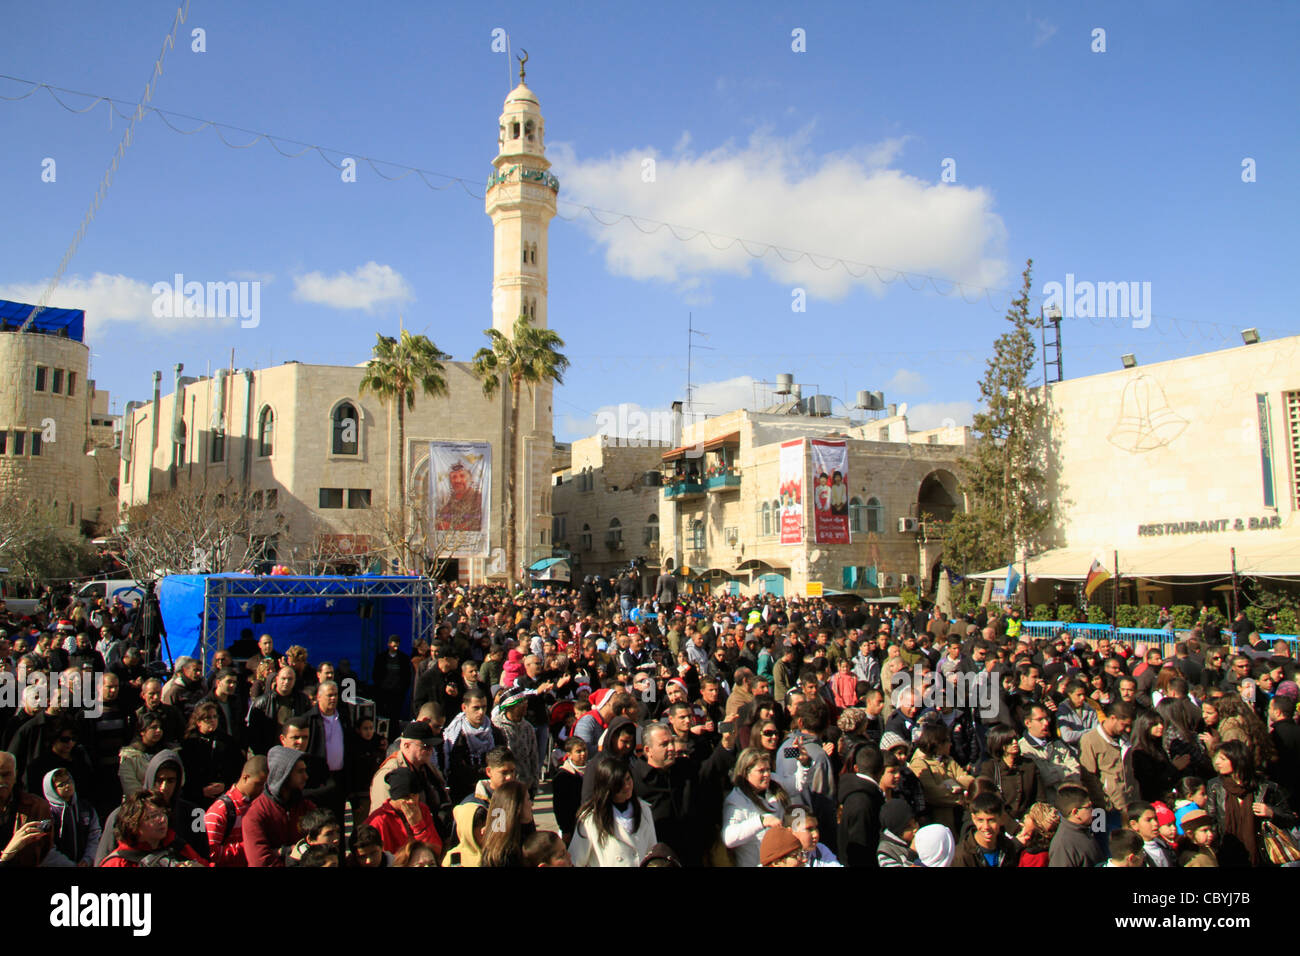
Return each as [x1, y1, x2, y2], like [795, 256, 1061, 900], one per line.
[371, 635, 412, 723]
[632, 723, 700, 864]
[413, 645, 463, 715]
[201, 668, 248, 752]
[303, 682, 360, 825]
[837, 745, 886, 867]
[1269, 695, 1300, 799]
[247, 667, 311, 755]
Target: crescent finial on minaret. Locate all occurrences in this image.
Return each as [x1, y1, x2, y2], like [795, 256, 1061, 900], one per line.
[517, 49, 528, 83]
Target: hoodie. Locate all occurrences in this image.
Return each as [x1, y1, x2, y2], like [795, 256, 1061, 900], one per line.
[580, 716, 638, 804]
[442, 800, 486, 867]
[42, 770, 101, 867]
[241, 746, 316, 867]
[836, 773, 884, 867]
[95, 749, 207, 865]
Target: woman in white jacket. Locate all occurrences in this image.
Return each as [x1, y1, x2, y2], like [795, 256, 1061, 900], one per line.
[723, 748, 793, 867]
[568, 757, 657, 867]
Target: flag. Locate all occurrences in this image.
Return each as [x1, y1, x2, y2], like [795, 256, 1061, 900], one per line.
[1084, 559, 1110, 599]
[1005, 563, 1022, 598]
[943, 564, 965, 586]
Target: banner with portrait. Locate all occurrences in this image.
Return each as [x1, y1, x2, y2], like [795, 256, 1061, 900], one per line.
[810, 439, 849, 544]
[778, 439, 804, 545]
[428, 441, 491, 557]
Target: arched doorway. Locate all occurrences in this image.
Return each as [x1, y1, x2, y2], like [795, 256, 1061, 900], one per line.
[918, 469, 960, 524]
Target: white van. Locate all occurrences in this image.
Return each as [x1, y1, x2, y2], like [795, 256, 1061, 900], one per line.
[76, 578, 146, 607]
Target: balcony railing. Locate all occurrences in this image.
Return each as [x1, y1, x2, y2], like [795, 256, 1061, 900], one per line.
[705, 470, 741, 492]
[663, 477, 706, 500]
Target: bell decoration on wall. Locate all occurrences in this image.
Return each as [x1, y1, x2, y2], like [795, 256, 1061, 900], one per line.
[1107, 374, 1188, 453]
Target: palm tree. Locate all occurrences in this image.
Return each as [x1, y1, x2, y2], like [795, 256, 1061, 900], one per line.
[359, 330, 449, 573]
[472, 314, 569, 587]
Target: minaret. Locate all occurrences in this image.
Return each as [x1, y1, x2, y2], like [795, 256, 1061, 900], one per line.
[486, 50, 557, 335]
[485, 51, 558, 580]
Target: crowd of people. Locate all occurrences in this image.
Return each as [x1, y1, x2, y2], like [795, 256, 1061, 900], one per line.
[1, 571, 1298, 869]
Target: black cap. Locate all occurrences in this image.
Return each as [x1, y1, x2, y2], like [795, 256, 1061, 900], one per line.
[881, 798, 917, 835]
[385, 766, 417, 799]
[399, 721, 435, 742]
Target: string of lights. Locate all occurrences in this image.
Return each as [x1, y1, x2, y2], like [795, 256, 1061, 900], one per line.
[4, 72, 1294, 347]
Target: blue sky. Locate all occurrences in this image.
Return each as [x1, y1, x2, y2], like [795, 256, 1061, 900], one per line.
[3, 0, 1297, 440]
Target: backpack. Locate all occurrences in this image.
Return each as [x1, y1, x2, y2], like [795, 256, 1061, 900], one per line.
[213, 792, 239, 847]
[105, 838, 192, 867]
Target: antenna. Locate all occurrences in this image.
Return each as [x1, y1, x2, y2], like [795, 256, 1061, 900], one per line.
[686, 313, 715, 419]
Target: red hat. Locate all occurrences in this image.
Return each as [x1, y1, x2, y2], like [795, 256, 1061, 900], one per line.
[1152, 801, 1175, 827]
[589, 688, 613, 710]
[627, 626, 639, 636]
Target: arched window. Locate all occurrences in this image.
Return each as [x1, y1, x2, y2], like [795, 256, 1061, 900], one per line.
[761, 501, 772, 536]
[524, 119, 534, 141]
[581, 523, 592, 552]
[511, 121, 520, 139]
[607, 517, 622, 549]
[258, 407, 274, 457]
[332, 402, 359, 455]
[849, 497, 865, 534]
[644, 514, 659, 546]
[690, 520, 705, 550]
[866, 496, 884, 534]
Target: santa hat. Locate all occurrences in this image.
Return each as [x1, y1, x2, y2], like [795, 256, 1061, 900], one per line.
[666, 678, 687, 695]
[589, 688, 614, 710]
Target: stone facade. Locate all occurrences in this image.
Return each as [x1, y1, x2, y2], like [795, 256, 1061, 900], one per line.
[0, 325, 119, 534]
[551, 435, 670, 584]
[116, 74, 562, 583]
[558, 406, 971, 598]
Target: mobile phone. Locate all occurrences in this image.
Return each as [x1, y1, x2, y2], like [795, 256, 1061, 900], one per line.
[719, 721, 735, 735]
[39, 820, 52, 833]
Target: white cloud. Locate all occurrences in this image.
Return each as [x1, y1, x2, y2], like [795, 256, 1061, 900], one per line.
[562, 375, 764, 442]
[0, 273, 206, 333]
[887, 368, 929, 396]
[549, 130, 1007, 300]
[292, 261, 412, 312]
[904, 400, 975, 431]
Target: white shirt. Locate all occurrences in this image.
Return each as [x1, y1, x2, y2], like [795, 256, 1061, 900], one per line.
[322, 711, 344, 771]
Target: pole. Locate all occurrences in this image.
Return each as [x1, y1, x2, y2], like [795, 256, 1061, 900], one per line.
[1111, 549, 1120, 633]
[1021, 553, 1029, 619]
[1230, 547, 1240, 635]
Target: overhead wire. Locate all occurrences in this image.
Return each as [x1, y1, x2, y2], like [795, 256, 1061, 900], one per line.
[3, 72, 1295, 347]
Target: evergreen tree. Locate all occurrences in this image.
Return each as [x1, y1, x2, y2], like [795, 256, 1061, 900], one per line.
[947, 259, 1053, 574]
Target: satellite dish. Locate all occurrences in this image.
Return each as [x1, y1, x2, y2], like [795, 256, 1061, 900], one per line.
[897, 402, 908, 418]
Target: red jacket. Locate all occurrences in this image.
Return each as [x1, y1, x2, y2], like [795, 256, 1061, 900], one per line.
[241, 793, 316, 868]
[100, 830, 208, 867]
[205, 785, 255, 867]
[365, 801, 442, 855]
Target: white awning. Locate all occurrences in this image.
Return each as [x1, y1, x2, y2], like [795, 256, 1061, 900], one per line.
[969, 536, 1300, 581]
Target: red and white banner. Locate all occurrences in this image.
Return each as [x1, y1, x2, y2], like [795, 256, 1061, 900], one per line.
[810, 439, 849, 544]
[778, 439, 803, 545]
